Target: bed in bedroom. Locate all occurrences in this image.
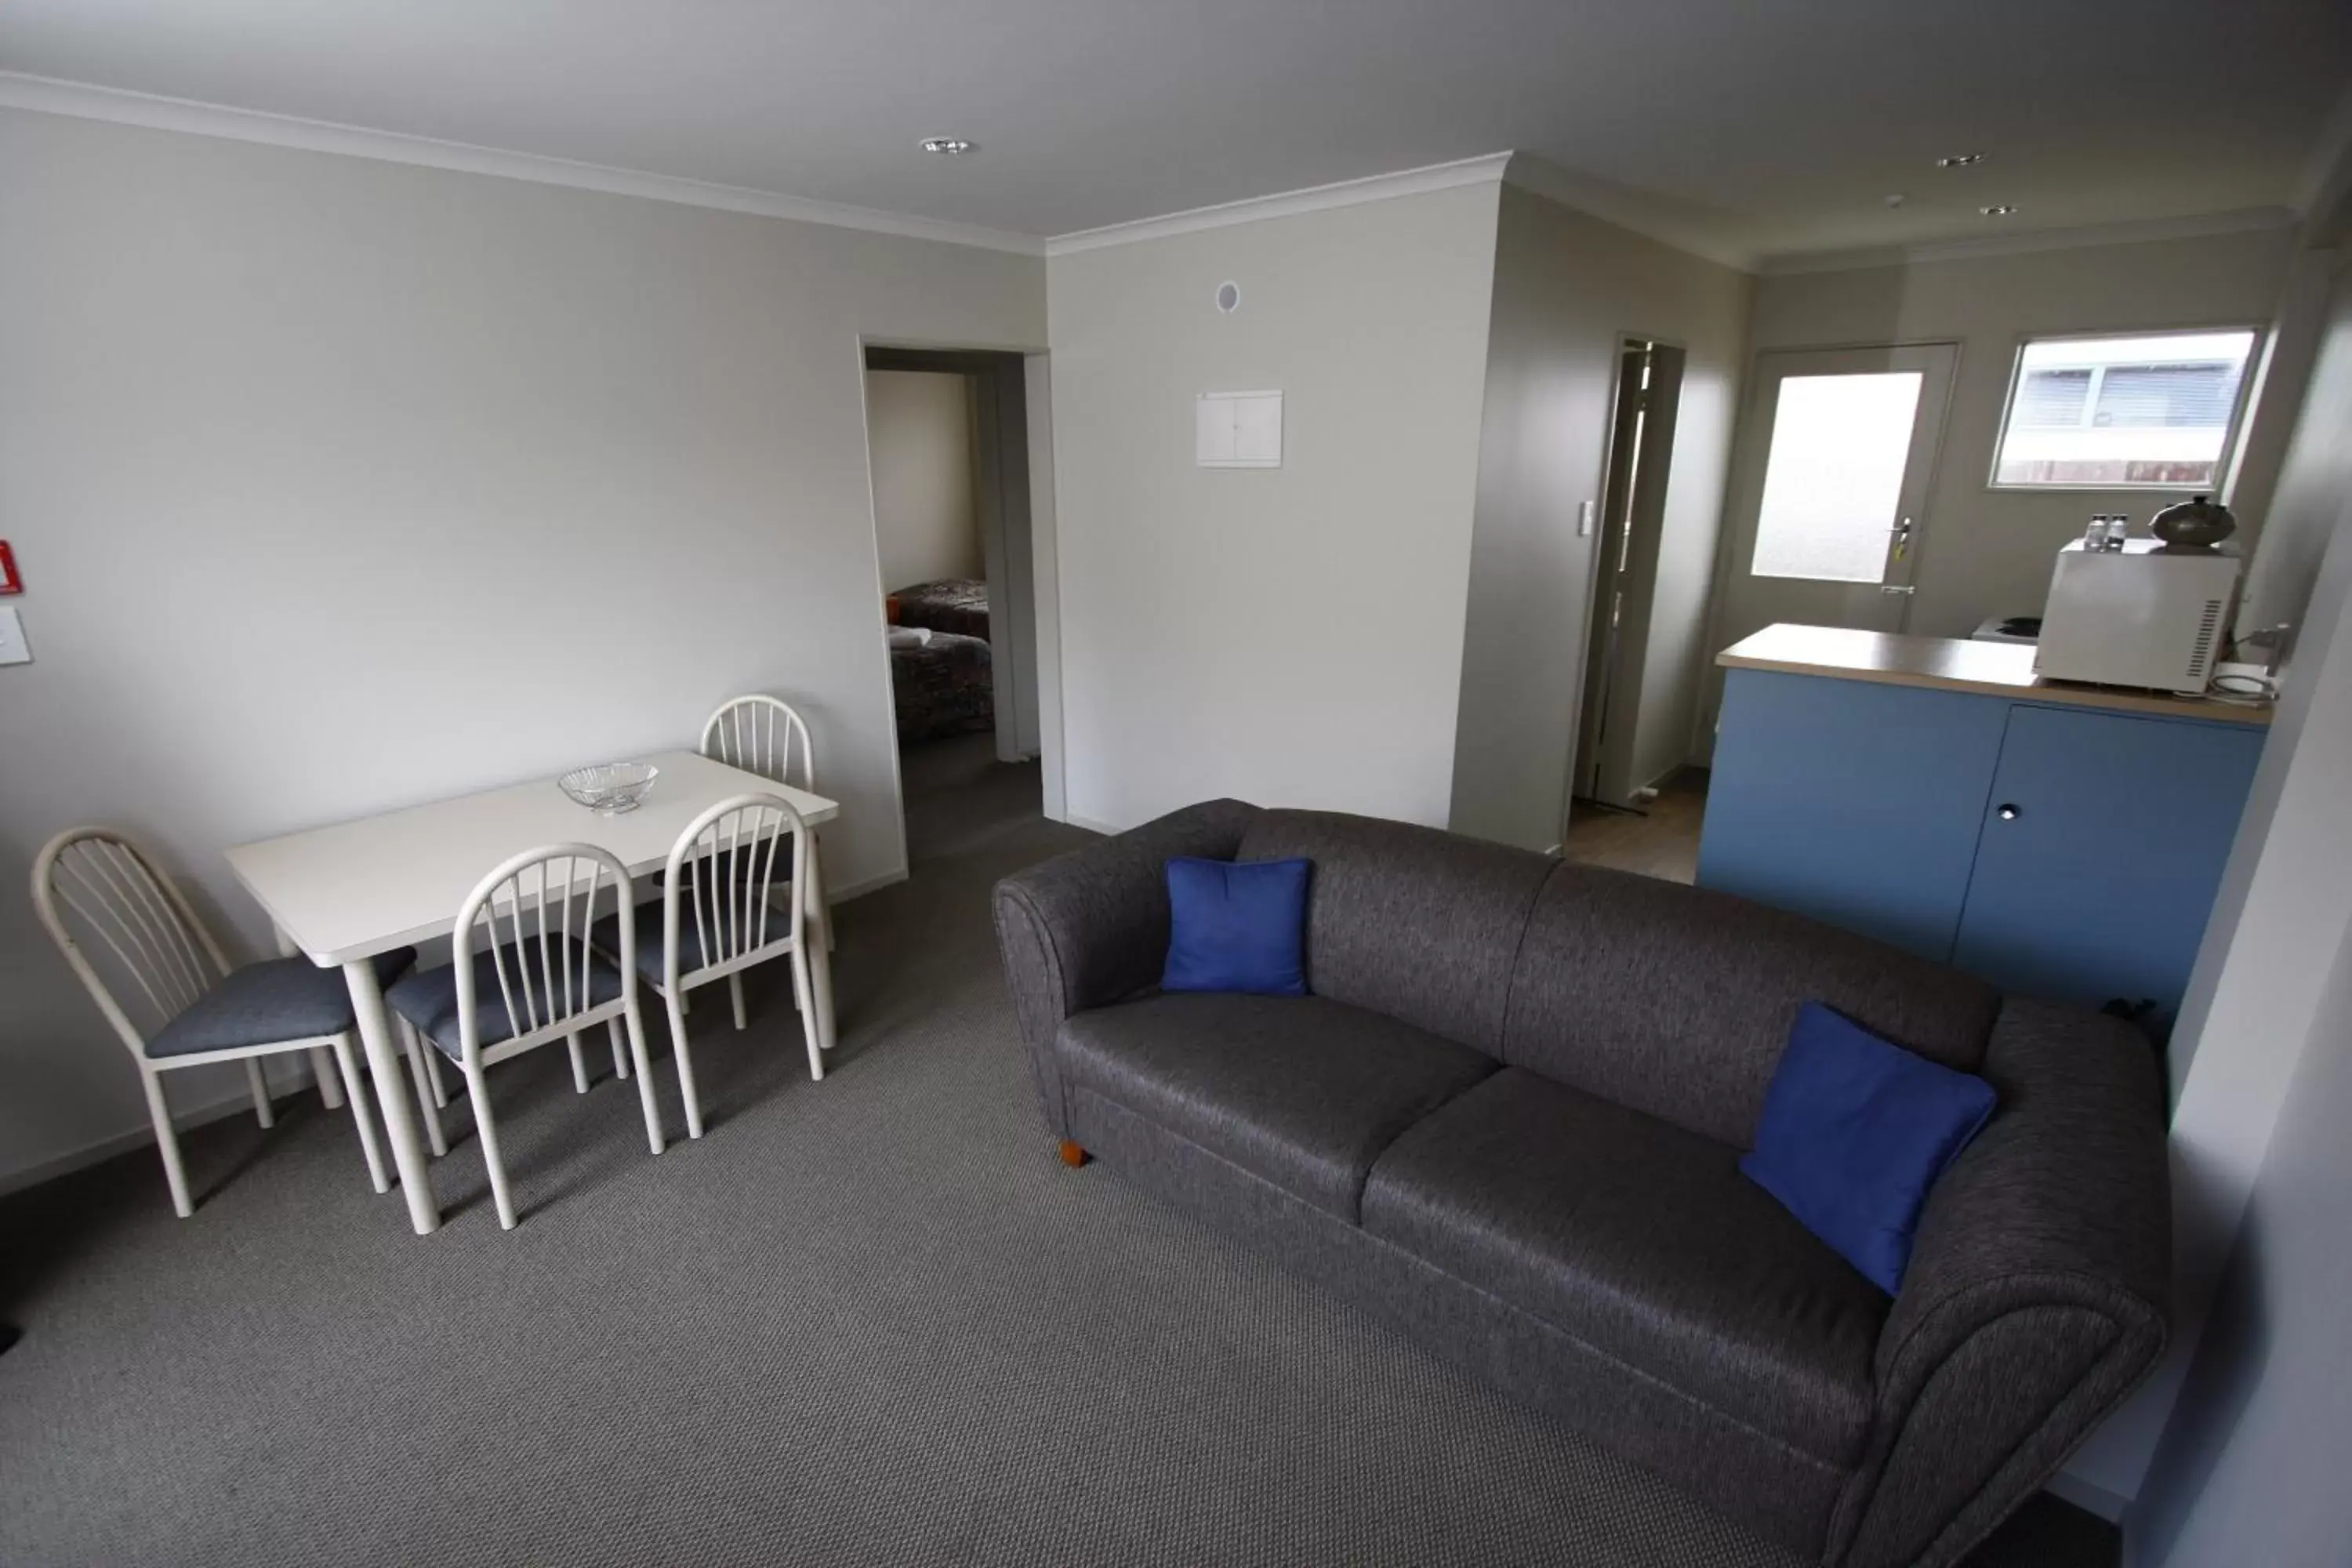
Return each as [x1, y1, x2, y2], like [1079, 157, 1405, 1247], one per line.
[889, 577, 990, 641]
[887, 575, 995, 742]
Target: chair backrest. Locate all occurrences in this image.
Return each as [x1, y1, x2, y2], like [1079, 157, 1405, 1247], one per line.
[30, 827, 233, 1054]
[662, 793, 809, 990]
[452, 843, 633, 1061]
[700, 695, 815, 793]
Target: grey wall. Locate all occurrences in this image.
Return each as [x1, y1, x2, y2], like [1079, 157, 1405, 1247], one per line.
[1047, 183, 1501, 832]
[1743, 227, 2300, 641]
[0, 106, 1044, 1189]
[1446, 183, 1749, 850]
[865, 370, 982, 590]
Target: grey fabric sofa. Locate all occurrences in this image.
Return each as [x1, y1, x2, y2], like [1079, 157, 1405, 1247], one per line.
[993, 801, 2169, 1568]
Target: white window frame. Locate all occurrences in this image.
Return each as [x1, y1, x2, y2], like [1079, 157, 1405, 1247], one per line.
[1984, 324, 2265, 493]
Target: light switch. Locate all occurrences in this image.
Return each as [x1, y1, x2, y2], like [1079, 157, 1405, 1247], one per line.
[1577, 499, 1595, 538]
[0, 605, 30, 666]
[1232, 393, 1283, 465]
[1198, 390, 1282, 468]
[1195, 395, 1238, 464]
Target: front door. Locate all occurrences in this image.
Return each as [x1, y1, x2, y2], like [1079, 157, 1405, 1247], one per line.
[1711, 343, 1959, 662]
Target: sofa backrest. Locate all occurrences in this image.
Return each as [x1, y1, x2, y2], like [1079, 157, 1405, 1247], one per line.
[1235, 809, 1552, 1057]
[1501, 864, 2002, 1147]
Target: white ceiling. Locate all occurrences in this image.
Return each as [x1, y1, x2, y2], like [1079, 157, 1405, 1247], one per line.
[2, 0, 2347, 263]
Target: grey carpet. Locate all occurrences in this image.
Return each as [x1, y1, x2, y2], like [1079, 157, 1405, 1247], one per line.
[0, 733, 2114, 1567]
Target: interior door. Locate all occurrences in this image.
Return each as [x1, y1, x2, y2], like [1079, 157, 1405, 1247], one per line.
[1710, 344, 1958, 659]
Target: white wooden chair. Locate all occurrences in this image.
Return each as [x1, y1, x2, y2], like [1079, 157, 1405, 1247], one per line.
[697, 693, 829, 1025]
[597, 793, 821, 1141]
[30, 826, 415, 1218]
[383, 844, 662, 1230]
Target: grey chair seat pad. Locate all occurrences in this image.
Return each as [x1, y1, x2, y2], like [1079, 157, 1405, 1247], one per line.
[386, 944, 626, 1060]
[145, 948, 417, 1059]
[1363, 1067, 1888, 1465]
[1058, 993, 1497, 1222]
[590, 895, 792, 986]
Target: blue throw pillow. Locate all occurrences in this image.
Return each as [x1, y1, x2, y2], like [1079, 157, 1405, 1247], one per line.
[1161, 856, 1311, 997]
[1739, 1002, 1997, 1294]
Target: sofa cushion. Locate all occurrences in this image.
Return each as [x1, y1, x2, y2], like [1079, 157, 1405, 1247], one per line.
[1362, 1068, 1889, 1465]
[1232, 810, 1553, 1054]
[1058, 993, 1497, 1221]
[1161, 856, 1310, 996]
[1501, 863, 2002, 1148]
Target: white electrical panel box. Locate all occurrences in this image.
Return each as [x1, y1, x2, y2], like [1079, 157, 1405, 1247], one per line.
[1196, 390, 1283, 468]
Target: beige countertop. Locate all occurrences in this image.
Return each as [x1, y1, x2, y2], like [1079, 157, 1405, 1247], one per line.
[1717, 623, 2272, 727]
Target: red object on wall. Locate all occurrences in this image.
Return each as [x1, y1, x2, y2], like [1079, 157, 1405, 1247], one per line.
[0, 541, 17, 595]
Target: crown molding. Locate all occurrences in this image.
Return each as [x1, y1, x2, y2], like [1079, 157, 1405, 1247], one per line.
[0, 71, 1047, 256]
[1757, 206, 2299, 276]
[1501, 154, 1760, 271]
[1044, 152, 1512, 256]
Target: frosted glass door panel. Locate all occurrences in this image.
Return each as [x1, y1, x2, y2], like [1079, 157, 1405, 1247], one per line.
[1749, 372, 1923, 582]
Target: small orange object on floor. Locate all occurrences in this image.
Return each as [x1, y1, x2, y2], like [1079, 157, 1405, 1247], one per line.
[1057, 1140, 1089, 1168]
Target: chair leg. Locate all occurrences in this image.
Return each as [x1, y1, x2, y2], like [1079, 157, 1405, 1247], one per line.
[728, 972, 748, 1032]
[663, 989, 703, 1141]
[401, 1020, 448, 1159]
[608, 1018, 630, 1080]
[332, 1034, 389, 1195]
[566, 1033, 590, 1094]
[142, 1071, 194, 1218]
[463, 1058, 517, 1230]
[407, 1018, 450, 1109]
[625, 1000, 666, 1154]
[245, 1058, 275, 1129]
[310, 1044, 346, 1110]
[792, 951, 823, 1083]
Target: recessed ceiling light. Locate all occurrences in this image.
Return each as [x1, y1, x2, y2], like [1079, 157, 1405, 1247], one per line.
[1937, 153, 1987, 169]
[1980, 204, 2019, 216]
[919, 137, 976, 156]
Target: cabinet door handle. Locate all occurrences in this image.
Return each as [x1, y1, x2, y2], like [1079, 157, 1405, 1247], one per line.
[1996, 803, 2021, 822]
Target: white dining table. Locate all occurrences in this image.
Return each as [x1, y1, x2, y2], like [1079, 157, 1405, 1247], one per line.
[226, 748, 840, 1234]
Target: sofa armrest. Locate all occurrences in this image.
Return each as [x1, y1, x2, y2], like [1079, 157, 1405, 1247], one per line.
[1829, 999, 2169, 1568]
[991, 799, 1258, 1137]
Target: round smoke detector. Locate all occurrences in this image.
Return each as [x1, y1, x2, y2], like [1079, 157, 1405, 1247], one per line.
[1215, 281, 1241, 314]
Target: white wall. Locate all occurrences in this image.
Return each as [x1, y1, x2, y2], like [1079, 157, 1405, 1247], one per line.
[1047, 183, 1501, 831]
[1446, 183, 1749, 849]
[865, 369, 981, 591]
[1744, 227, 2299, 641]
[0, 107, 1044, 1188]
[2062, 249, 2352, 1509]
[2130, 921, 2352, 1565]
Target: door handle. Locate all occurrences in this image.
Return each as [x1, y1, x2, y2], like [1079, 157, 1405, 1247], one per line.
[1879, 585, 1917, 596]
[1889, 515, 1915, 561]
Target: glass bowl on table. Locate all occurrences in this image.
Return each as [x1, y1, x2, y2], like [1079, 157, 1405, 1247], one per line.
[557, 761, 659, 815]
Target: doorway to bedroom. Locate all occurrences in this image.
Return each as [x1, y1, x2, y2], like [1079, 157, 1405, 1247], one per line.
[862, 346, 1051, 869]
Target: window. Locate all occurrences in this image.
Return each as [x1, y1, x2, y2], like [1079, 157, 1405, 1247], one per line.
[1991, 329, 2257, 488]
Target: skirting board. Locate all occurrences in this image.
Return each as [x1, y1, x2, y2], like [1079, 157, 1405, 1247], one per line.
[1060, 811, 1121, 836]
[2043, 1470, 2130, 1523]
[830, 866, 909, 902]
[0, 1062, 321, 1199]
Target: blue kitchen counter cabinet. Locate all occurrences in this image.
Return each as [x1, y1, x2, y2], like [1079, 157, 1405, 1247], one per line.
[1697, 645, 2266, 1025]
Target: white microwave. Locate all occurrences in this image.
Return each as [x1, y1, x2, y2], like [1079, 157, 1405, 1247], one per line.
[2034, 540, 2239, 696]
